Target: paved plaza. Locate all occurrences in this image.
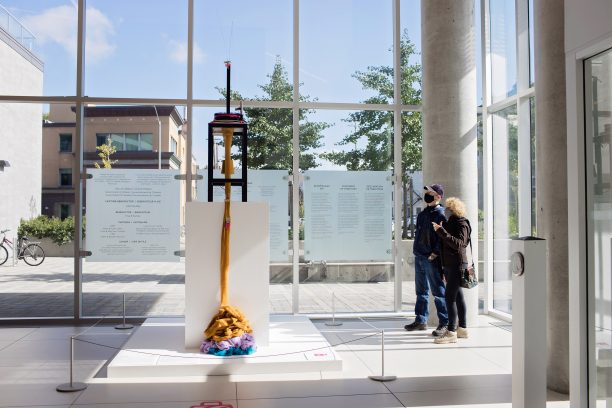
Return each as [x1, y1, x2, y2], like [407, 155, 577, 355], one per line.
[0, 257, 491, 318]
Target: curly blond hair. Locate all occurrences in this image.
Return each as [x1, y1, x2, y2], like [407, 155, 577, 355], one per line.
[445, 197, 467, 218]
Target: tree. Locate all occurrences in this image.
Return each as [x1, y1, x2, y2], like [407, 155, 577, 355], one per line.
[219, 59, 329, 170]
[320, 31, 423, 172]
[94, 138, 118, 169]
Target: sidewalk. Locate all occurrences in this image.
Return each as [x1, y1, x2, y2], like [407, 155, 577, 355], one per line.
[0, 257, 491, 318]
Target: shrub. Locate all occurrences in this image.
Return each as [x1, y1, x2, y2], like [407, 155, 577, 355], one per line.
[18, 216, 83, 246]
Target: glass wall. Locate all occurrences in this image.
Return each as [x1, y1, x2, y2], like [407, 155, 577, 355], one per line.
[81, 104, 187, 317]
[0, 0, 538, 320]
[484, 0, 534, 317]
[489, 0, 517, 103]
[530, 97, 536, 236]
[0, 1, 76, 96]
[585, 49, 612, 405]
[300, 0, 392, 103]
[491, 105, 518, 314]
[85, 0, 188, 99]
[0, 102, 74, 318]
[192, 106, 294, 314]
[298, 109, 395, 313]
[193, 0, 292, 101]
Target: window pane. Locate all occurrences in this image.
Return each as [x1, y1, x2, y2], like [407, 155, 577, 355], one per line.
[85, 0, 188, 98]
[489, 0, 517, 103]
[193, 0, 292, 101]
[82, 104, 187, 317]
[59, 133, 72, 152]
[530, 97, 536, 236]
[299, 109, 395, 313]
[140, 133, 153, 151]
[491, 104, 518, 314]
[528, 0, 535, 86]
[401, 0, 422, 106]
[110, 133, 125, 151]
[399, 111, 424, 314]
[193, 106, 293, 313]
[476, 0, 483, 105]
[0, 102, 75, 318]
[96, 134, 108, 147]
[300, 0, 393, 103]
[59, 168, 72, 186]
[59, 203, 71, 220]
[1, 1, 76, 96]
[477, 113, 485, 313]
[125, 133, 139, 151]
[585, 49, 612, 404]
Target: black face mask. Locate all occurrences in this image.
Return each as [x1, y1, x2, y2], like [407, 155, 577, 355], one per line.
[424, 194, 435, 204]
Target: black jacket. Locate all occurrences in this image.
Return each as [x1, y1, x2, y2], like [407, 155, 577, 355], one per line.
[435, 215, 472, 270]
[413, 204, 446, 257]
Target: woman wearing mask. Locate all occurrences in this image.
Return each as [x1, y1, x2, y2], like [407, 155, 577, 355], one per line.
[431, 197, 472, 344]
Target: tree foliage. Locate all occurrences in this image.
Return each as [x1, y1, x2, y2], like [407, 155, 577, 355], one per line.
[94, 138, 118, 169]
[320, 31, 423, 172]
[219, 59, 329, 170]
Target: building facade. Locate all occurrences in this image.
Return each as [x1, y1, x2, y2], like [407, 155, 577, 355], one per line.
[0, 6, 42, 238]
[42, 104, 194, 224]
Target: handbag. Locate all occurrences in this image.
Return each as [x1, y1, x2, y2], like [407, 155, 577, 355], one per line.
[461, 221, 478, 289]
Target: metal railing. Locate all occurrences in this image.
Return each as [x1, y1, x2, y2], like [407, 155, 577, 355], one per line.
[0, 4, 36, 52]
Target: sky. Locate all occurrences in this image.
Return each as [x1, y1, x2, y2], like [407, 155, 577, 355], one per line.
[2, 0, 514, 169]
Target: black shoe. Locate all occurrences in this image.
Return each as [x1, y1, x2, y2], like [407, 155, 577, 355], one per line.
[404, 321, 427, 331]
[432, 324, 448, 337]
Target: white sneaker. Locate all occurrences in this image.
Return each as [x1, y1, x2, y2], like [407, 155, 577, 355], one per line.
[457, 327, 469, 339]
[434, 329, 457, 344]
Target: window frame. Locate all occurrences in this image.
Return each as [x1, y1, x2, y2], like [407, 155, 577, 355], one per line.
[59, 168, 73, 187]
[59, 133, 73, 153]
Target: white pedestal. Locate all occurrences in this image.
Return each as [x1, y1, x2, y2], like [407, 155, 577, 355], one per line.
[107, 316, 342, 377]
[185, 202, 270, 349]
[512, 238, 547, 408]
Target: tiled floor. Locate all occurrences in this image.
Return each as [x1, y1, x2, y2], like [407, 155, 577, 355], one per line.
[0, 315, 568, 407]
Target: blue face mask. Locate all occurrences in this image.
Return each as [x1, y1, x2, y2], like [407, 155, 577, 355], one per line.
[444, 209, 452, 219]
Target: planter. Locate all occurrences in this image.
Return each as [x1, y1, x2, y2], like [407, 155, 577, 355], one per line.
[32, 237, 73, 257]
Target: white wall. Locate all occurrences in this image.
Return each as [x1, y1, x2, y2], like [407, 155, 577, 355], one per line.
[565, 0, 612, 55]
[0, 35, 43, 243]
[565, 2, 612, 406]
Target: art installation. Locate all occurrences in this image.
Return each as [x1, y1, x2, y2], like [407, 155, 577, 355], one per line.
[200, 61, 256, 356]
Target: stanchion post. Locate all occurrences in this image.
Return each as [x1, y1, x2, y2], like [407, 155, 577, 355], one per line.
[115, 293, 133, 330]
[325, 291, 343, 327]
[369, 329, 396, 382]
[56, 336, 87, 392]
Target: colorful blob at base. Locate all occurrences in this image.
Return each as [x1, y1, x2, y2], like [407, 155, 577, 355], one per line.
[201, 305, 256, 356]
[200, 332, 256, 356]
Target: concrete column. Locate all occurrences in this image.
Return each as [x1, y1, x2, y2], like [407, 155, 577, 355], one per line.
[534, 0, 569, 394]
[421, 0, 479, 327]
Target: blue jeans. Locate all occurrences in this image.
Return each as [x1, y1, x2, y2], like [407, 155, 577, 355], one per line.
[414, 254, 448, 325]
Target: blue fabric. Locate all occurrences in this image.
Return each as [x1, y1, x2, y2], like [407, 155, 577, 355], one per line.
[207, 346, 256, 356]
[413, 204, 446, 257]
[414, 254, 448, 325]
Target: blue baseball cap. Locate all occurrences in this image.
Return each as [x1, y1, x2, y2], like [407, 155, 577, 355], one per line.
[424, 184, 444, 197]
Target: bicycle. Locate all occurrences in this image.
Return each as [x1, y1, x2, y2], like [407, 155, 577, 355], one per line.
[0, 229, 45, 266]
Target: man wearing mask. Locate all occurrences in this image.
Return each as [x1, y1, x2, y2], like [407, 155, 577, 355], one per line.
[404, 184, 449, 336]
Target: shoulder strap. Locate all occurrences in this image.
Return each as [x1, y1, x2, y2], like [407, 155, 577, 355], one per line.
[465, 219, 475, 267]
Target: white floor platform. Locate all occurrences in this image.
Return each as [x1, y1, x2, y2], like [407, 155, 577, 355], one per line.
[106, 315, 342, 378]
